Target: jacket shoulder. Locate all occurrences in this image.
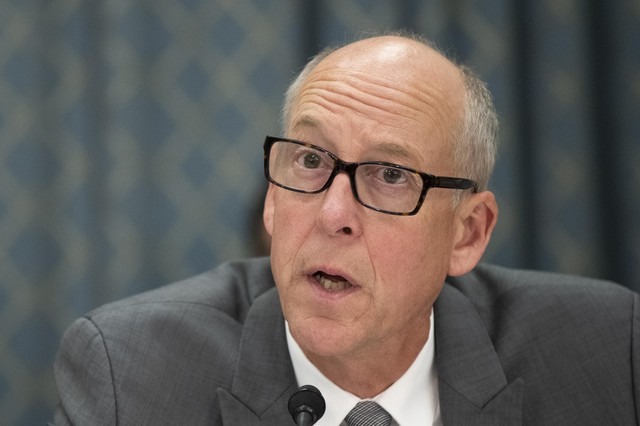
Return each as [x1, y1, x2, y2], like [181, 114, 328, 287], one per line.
[446, 263, 637, 343]
[81, 257, 277, 385]
[54, 257, 276, 425]
[444, 264, 639, 424]
[448, 263, 635, 311]
[89, 257, 275, 321]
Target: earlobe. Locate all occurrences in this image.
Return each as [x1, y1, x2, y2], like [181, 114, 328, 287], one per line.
[448, 191, 498, 276]
[263, 184, 275, 236]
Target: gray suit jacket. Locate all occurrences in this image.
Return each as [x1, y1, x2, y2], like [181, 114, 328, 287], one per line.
[52, 258, 640, 425]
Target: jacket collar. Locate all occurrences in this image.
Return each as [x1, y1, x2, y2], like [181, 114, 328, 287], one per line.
[434, 283, 524, 424]
[217, 287, 297, 424]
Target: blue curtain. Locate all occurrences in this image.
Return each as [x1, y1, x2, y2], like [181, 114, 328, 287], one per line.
[0, 0, 638, 423]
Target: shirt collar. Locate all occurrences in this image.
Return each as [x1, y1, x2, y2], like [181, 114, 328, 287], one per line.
[286, 311, 439, 425]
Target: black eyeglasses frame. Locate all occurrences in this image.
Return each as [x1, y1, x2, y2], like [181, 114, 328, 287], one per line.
[263, 136, 478, 216]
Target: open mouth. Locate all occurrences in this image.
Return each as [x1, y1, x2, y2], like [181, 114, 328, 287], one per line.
[313, 271, 354, 291]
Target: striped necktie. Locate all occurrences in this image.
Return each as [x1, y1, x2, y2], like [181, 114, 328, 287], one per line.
[344, 401, 392, 426]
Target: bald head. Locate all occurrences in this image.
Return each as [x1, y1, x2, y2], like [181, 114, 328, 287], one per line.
[285, 36, 462, 126]
[319, 36, 463, 85]
[288, 36, 464, 142]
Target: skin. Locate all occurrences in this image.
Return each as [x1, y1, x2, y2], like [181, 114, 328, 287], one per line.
[263, 35, 498, 398]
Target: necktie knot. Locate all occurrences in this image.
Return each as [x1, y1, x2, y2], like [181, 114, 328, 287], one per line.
[344, 401, 392, 426]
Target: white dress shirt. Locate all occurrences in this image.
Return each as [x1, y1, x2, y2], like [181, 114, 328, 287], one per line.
[286, 311, 441, 425]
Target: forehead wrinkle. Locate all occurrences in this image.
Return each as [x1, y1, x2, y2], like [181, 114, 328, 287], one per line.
[329, 74, 434, 115]
[296, 70, 456, 139]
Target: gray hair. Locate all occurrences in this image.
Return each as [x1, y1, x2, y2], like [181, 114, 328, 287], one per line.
[456, 65, 498, 193]
[280, 34, 498, 198]
[280, 46, 336, 134]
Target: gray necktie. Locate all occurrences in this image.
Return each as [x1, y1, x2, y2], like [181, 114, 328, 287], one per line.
[344, 401, 392, 426]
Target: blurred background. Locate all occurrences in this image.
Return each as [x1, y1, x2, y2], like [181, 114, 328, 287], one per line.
[0, 0, 638, 423]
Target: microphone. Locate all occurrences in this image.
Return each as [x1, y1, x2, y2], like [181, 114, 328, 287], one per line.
[288, 384, 326, 426]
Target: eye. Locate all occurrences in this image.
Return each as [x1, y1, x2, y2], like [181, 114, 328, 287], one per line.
[302, 152, 321, 169]
[382, 167, 405, 184]
[375, 166, 411, 186]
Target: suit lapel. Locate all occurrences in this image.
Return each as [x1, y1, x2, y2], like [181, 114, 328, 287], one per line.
[218, 287, 297, 425]
[434, 284, 524, 425]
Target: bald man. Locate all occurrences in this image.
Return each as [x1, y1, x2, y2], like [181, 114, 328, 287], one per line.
[53, 34, 639, 425]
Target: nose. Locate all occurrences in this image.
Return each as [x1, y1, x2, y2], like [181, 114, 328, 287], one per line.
[316, 172, 362, 237]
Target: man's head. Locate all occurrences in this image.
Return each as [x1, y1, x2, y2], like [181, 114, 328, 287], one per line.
[263, 34, 498, 394]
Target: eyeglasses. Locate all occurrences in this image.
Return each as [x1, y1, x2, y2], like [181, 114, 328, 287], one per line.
[263, 136, 478, 216]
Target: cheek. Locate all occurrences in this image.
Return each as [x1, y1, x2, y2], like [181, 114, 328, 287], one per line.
[367, 214, 453, 293]
[367, 230, 447, 327]
[269, 196, 315, 277]
[366, 215, 436, 261]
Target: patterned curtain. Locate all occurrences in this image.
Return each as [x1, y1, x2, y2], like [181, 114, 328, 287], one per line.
[0, 0, 638, 423]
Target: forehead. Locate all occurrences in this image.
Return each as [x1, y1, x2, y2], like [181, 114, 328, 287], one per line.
[288, 39, 464, 169]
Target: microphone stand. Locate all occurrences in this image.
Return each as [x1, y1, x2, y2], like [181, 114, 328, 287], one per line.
[294, 410, 315, 426]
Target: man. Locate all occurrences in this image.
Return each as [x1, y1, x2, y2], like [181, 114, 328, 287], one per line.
[52, 34, 639, 425]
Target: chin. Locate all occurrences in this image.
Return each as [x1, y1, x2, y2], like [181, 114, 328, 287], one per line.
[289, 315, 361, 359]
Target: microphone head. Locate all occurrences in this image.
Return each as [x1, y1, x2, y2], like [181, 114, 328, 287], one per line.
[288, 384, 326, 424]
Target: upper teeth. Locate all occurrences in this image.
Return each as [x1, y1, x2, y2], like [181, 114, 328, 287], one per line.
[316, 273, 352, 291]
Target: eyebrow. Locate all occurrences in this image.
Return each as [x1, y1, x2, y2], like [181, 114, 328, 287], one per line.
[369, 142, 416, 163]
[290, 114, 320, 133]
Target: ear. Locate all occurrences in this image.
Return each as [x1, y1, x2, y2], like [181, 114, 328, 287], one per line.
[263, 184, 275, 237]
[448, 191, 498, 276]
